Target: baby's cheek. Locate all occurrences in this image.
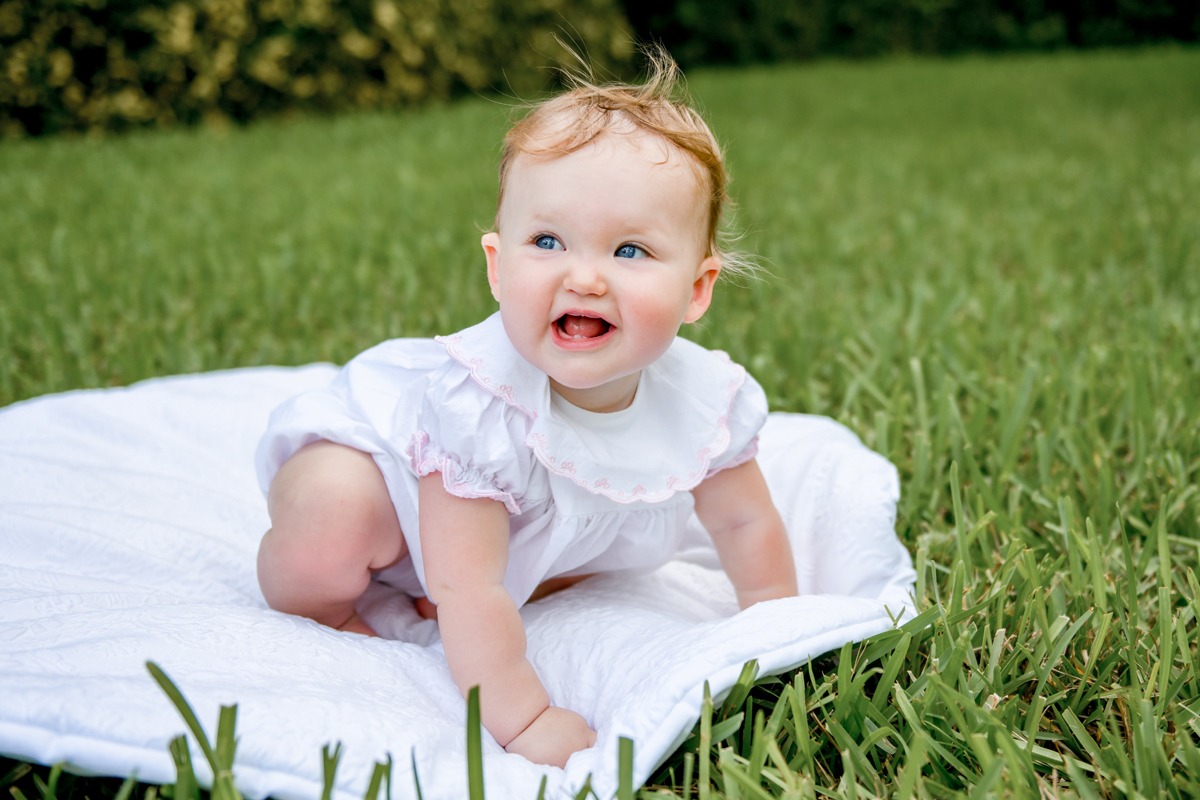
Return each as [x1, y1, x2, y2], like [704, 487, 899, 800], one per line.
[622, 295, 691, 358]
[626, 281, 695, 330]
[499, 273, 549, 316]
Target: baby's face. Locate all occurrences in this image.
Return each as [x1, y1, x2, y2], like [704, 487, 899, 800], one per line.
[482, 130, 720, 413]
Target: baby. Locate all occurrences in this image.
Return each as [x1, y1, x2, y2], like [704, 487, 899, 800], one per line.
[255, 48, 798, 767]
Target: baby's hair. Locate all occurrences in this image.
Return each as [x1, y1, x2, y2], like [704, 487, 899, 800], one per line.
[495, 45, 755, 279]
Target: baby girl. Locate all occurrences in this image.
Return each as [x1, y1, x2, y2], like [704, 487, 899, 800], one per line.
[255, 48, 798, 767]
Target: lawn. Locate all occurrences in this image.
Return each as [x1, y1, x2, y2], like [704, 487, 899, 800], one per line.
[2, 45, 1198, 797]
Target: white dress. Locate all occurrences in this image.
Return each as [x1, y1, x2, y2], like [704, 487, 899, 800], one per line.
[256, 312, 768, 606]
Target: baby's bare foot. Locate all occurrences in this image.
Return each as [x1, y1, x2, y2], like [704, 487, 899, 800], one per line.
[412, 575, 588, 623]
[527, 574, 591, 603]
[338, 611, 378, 636]
[413, 596, 438, 620]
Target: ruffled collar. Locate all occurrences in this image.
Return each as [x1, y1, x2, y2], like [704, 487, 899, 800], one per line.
[436, 312, 747, 504]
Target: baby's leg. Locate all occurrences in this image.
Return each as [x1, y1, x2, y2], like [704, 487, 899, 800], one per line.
[258, 441, 406, 634]
[413, 574, 592, 620]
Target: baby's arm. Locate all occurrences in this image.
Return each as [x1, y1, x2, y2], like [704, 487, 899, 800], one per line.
[692, 459, 797, 608]
[418, 474, 595, 766]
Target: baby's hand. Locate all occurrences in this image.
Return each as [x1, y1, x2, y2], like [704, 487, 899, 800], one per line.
[504, 706, 596, 767]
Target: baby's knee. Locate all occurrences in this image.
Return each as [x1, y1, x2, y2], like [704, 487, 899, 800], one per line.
[267, 441, 394, 537]
[257, 521, 382, 613]
[262, 441, 405, 581]
[257, 525, 372, 623]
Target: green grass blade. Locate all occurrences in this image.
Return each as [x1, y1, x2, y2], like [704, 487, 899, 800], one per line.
[146, 662, 218, 771]
[466, 686, 484, 800]
[32, 764, 61, 800]
[617, 737, 634, 800]
[571, 775, 594, 799]
[168, 735, 199, 800]
[322, 743, 342, 800]
[699, 683, 713, 800]
[411, 750, 425, 800]
[362, 756, 392, 800]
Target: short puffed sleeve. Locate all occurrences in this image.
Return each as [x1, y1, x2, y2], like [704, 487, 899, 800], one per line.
[704, 367, 769, 478]
[404, 363, 537, 515]
[256, 337, 447, 494]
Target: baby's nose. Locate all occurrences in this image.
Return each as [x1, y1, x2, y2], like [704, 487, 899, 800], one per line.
[562, 257, 607, 295]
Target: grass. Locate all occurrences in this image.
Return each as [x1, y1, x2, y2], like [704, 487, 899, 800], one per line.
[2, 44, 1199, 797]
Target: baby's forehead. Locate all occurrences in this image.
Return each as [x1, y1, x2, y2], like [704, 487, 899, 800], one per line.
[510, 127, 705, 189]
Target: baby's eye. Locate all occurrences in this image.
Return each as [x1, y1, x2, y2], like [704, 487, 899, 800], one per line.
[534, 235, 563, 251]
[615, 243, 647, 259]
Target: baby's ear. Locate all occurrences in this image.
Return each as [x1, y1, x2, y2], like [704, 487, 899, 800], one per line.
[684, 256, 721, 323]
[481, 232, 501, 301]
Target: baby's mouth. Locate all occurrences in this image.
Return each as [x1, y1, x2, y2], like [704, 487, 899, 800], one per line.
[557, 314, 612, 340]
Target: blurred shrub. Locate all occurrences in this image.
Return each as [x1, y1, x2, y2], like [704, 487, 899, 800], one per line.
[622, 0, 1199, 67]
[1, 0, 634, 137]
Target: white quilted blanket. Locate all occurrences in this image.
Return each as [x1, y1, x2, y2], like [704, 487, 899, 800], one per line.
[0, 365, 915, 799]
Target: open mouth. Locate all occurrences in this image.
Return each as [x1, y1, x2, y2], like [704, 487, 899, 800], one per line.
[555, 313, 613, 341]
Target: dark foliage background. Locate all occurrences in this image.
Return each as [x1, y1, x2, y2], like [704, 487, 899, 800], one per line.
[620, 0, 1198, 66]
[0, 0, 633, 137]
[3, 0, 1195, 136]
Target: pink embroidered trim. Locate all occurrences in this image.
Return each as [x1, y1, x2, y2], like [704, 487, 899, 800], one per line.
[407, 431, 521, 515]
[525, 368, 748, 505]
[705, 436, 760, 479]
[437, 333, 534, 418]
[436, 328, 754, 504]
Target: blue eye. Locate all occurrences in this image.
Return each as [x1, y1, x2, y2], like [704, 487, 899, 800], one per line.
[534, 235, 563, 251]
[615, 243, 646, 259]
